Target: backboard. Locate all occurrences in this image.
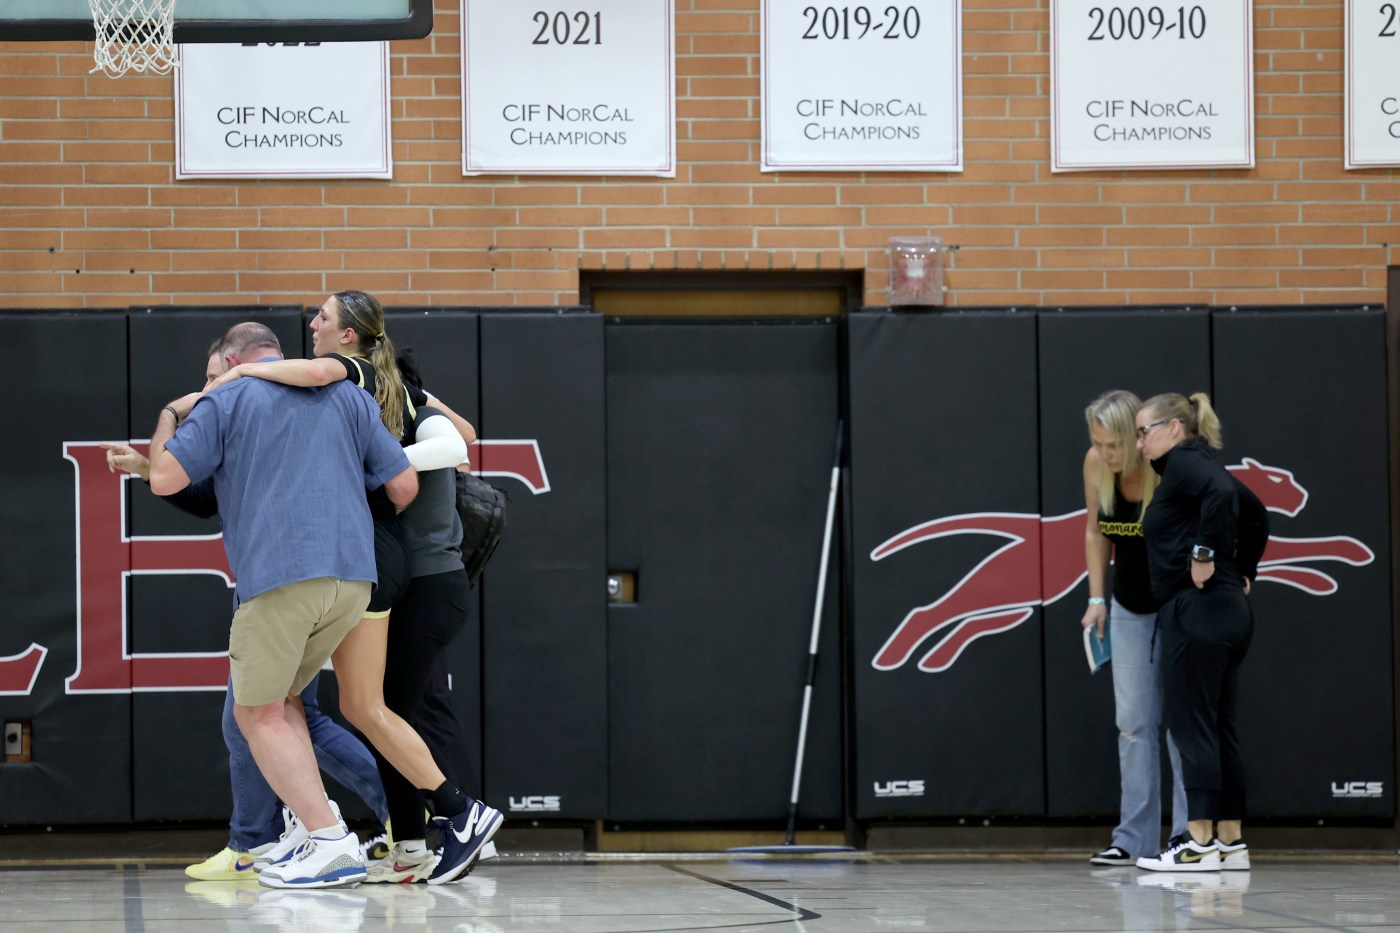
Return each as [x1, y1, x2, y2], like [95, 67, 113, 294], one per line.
[0, 0, 432, 43]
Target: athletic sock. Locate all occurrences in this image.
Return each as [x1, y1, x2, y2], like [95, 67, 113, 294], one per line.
[400, 839, 428, 857]
[426, 782, 469, 818]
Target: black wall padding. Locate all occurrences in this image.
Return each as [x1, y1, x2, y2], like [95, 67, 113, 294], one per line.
[126, 308, 306, 820]
[605, 319, 843, 822]
[1038, 309, 1211, 819]
[385, 310, 484, 803]
[848, 311, 1043, 817]
[3, 306, 1395, 831]
[480, 312, 607, 819]
[1213, 308, 1394, 818]
[1, 311, 132, 823]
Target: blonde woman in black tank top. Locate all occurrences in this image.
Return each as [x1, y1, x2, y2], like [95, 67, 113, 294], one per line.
[1082, 390, 1187, 867]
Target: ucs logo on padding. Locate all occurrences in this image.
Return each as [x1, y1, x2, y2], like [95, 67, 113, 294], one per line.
[1331, 781, 1384, 799]
[871, 459, 1374, 673]
[873, 780, 926, 798]
[509, 795, 562, 812]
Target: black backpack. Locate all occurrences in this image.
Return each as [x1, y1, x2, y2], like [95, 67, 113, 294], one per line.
[455, 470, 506, 587]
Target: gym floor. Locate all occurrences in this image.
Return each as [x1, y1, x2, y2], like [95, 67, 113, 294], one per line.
[2, 853, 1398, 932]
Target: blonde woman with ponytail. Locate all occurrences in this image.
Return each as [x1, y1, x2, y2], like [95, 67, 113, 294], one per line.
[1132, 392, 1269, 874]
[207, 291, 499, 884]
[1081, 390, 1185, 867]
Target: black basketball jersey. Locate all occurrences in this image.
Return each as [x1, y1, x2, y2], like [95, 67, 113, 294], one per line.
[1098, 483, 1155, 614]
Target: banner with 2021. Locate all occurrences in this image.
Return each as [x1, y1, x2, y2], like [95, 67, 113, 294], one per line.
[461, 0, 676, 177]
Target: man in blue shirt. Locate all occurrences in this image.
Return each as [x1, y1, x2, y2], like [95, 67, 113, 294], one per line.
[104, 342, 392, 882]
[150, 322, 416, 889]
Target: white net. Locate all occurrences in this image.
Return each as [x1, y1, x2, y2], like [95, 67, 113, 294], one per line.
[88, 0, 178, 77]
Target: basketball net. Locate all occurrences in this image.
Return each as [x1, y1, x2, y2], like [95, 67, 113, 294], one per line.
[88, 0, 178, 77]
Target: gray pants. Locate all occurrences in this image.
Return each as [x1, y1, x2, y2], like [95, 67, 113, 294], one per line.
[1109, 598, 1187, 856]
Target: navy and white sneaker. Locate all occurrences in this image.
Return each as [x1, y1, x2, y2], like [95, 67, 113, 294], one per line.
[427, 802, 503, 885]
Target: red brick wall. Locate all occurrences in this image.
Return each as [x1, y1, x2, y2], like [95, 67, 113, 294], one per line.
[0, 0, 1393, 308]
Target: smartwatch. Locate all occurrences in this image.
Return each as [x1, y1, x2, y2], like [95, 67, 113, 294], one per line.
[1190, 545, 1216, 563]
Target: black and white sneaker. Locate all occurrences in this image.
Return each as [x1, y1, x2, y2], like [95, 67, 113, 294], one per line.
[1136, 833, 1219, 872]
[1215, 837, 1251, 871]
[1090, 845, 1134, 866]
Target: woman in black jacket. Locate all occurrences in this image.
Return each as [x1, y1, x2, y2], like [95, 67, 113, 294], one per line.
[1133, 392, 1268, 873]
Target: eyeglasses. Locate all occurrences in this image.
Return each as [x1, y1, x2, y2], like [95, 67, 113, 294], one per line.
[1135, 419, 1168, 441]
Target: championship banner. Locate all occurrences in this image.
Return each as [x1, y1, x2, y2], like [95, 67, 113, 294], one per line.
[1050, 0, 1253, 171]
[761, 0, 962, 172]
[461, 0, 675, 176]
[174, 43, 392, 180]
[1346, 0, 1400, 169]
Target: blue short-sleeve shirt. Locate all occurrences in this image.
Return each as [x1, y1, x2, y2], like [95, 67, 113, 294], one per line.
[165, 370, 410, 602]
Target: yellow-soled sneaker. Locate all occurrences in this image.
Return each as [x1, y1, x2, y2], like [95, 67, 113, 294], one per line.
[184, 845, 270, 881]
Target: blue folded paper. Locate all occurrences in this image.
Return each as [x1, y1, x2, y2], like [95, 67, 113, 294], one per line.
[1084, 621, 1111, 674]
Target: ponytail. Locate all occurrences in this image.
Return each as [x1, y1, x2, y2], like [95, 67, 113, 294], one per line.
[1189, 392, 1223, 449]
[369, 332, 406, 440]
[1142, 391, 1225, 449]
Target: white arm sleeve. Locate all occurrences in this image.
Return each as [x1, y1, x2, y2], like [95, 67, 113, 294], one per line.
[403, 413, 469, 472]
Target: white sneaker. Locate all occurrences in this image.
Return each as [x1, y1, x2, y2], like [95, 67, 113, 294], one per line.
[366, 842, 439, 883]
[1136, 834, 1220, 872]
[258, 824, 366, 889]
[255, 799, 344, 872]
[1216, 838, 1251, 871]
[479, 841, 499, 861]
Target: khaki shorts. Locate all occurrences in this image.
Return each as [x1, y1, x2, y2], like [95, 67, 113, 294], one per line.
[229, 577, 371, 707]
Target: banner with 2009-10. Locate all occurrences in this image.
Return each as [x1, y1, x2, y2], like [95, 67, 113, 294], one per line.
[1051, 0, 1254, 172]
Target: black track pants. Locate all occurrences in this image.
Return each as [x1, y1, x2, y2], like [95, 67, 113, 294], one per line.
[376, 568, 472, 839]
[1158, 582, 1254, 822]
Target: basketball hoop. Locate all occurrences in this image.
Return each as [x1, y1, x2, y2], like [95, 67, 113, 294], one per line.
[88, 0, 178, 77]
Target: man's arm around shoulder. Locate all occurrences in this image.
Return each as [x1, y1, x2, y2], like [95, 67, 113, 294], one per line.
[353, 390, 417, 511]
[148, 404, 192, 496]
